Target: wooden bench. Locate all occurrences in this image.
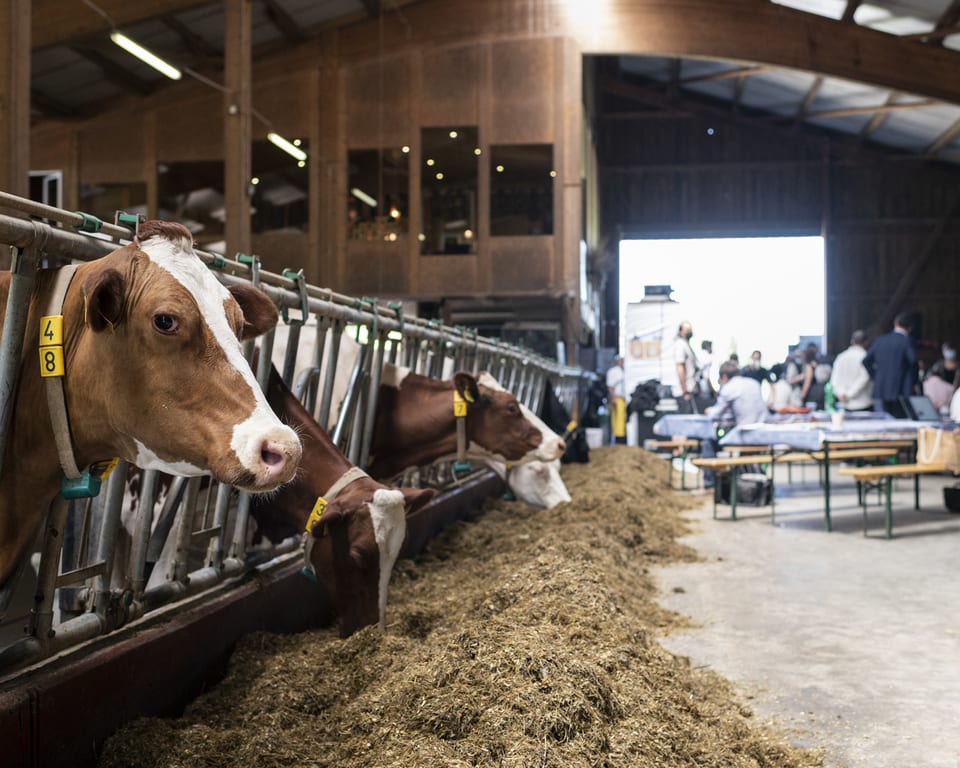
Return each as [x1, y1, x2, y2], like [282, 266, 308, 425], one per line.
[838, 462, 949, 538]
[647, 438, 701, 490]
[773, 447, 903, 530]
[692, 455, 773, 520]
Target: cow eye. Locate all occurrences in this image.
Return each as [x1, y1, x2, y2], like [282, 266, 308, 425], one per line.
[153, 313, 179, 334]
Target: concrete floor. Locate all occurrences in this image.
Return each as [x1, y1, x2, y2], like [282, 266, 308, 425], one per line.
[653, 464, 960, 768]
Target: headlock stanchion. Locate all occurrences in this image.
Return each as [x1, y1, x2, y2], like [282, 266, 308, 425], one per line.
[0, 192, 594, 676]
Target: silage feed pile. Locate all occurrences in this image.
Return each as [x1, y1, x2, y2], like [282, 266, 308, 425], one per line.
[99, 446, 824, 768]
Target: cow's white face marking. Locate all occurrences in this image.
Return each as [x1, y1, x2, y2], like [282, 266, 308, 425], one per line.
[133, 440, 206, 477]
[367, 488, 406, 630]
[476, 372, 564, 462]
[381, 364, 411, 389]
[138, 235, 298, 469]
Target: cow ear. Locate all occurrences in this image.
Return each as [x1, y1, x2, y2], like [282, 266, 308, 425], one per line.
[228, 284, 279, 340]
[81, 267, 126, 332]
[399, 487, 436, 514]
[309, 501, 346, 537]
[453, 372, 481, 404]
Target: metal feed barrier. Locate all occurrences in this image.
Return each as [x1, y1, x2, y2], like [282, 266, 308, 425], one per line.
[0, 192, 590, 676]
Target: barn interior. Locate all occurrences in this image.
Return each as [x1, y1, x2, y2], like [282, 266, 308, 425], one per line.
[2, 1, 960, 767]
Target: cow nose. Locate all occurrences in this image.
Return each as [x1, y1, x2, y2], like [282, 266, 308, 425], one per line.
[258, 436, 301, 484]
[557, 439, 567, 453]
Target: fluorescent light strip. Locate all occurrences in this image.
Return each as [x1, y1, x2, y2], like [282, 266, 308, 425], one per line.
[110, 31, 181, 80]
[351, 187, 377, 207]
[267, 132, 308, 162]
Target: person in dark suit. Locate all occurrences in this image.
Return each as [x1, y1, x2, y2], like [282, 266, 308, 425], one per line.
[862, 311, 919, 414]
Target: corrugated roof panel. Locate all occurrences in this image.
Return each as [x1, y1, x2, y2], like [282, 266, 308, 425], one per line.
[32, 51, 125, 108]
[872, 104, 960, 151]
[739, 70, 821, 115]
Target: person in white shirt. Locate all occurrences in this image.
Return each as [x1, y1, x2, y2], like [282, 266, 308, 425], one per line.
[829, 330, 873, 412]
[606, 355, 627, 444]
[672, 321, 699, 414]
[698, 359, 770, 488]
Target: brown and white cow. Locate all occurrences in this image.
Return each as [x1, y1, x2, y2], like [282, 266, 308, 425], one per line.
[0, 220, 301, 589]
[250, 364, 434, 636]
[366, 367, 549, 480]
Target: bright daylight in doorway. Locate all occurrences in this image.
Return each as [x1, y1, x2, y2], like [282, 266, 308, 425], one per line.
[619, 236, 825, 386]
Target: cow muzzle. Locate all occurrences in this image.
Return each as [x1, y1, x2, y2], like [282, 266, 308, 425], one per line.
[229, 422, 302, 492]
[536, 435, 566, 462]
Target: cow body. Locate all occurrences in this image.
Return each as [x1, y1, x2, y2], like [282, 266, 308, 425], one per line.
[0, 221, 301, 588]
[252, 364, 434, 636]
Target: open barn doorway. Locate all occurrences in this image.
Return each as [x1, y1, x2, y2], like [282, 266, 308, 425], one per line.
[617, 235, 825, 403]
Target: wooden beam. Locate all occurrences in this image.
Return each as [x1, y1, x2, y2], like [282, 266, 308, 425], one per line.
[841, 1, 861, 23]
[70, 45, 155, 96]
[30, 88, 78, 119]
[359, 0, 382, 17]
[794, 99, 937, 121]
[859, 91, 898, 139]
[926, 118, 960, 154]
[262, 0, 306, 44]
[501, 0, 960, 106]
[224, 0, 252, 259]
[32, 0, 213, 50]
[1, 0, 31, 206]
[162, 14, 223, 60]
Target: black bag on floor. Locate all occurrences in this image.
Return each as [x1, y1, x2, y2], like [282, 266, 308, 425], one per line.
[715, 472, 771, 506]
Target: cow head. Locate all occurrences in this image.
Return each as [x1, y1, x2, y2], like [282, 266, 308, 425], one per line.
[305, 484, 434, 637]
[255, 362, 435, 637]
[476, 372, 565, 462]
[456, 371, 547, 462]
[491, 459, 572, 510]
[70, 220, 301, 492]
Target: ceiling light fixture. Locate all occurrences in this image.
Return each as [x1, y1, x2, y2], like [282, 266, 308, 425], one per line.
[267, 132, 307, 162]
[351, 187, 378, 207]
[110, 31, 182, 80]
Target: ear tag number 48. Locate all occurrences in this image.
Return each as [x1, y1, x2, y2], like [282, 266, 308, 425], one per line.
[39, 315, 65, 378]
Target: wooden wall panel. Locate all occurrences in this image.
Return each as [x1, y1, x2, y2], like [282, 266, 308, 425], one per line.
[489, 39, 554, 144]
[490, 236, 553, 293]
[341, 241, 409, 296]
[78, 117, 147, 183]
[344, 54, 412, 147]
[419, 45, 480, 127]
[418, 254, 479, 299]
[156, 91, 224, 163]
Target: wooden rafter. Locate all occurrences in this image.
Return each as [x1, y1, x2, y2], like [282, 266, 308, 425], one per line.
[161, 15, 222, 60]
[359, 0, 382, 17]
[935, 0, 960, 33]
[32, 0, 212, 50]
[262, 0, 306, 44]
[796, 76, 824, 124]
[794, 99, 937, 121]
[69, 44, 154, 96]
[859, 91, 899, 139]
[926, 118, 960, 154]
[841, 1, 861, 23]
[30, 88, 77, 119]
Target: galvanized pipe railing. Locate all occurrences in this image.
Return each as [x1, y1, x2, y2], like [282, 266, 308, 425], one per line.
[0, 193, 593, 673]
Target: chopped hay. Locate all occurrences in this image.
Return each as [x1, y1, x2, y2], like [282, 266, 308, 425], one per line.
[98, 446, 824, 768]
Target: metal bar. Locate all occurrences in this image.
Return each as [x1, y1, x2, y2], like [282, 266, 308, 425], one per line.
[128, 470, 159, 597]
[360, 332, 387, 469]
[0, 245, 39, 472]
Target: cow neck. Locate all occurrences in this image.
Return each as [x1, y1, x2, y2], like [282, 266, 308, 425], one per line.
[43, 265, 83, 480]
[453, 387, 474, 463]
[301, 465, 371, 582]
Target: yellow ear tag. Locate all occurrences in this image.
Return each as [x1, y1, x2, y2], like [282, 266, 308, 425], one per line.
[39, 315, 66, 378]
[453, 390, 468, 418]
[566, 419, 577, 433]
[91, 457, 119, 480]
[305, 496, 327, 533]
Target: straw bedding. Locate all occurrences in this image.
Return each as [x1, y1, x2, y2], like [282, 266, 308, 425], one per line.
[98, 446, 824, 768]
